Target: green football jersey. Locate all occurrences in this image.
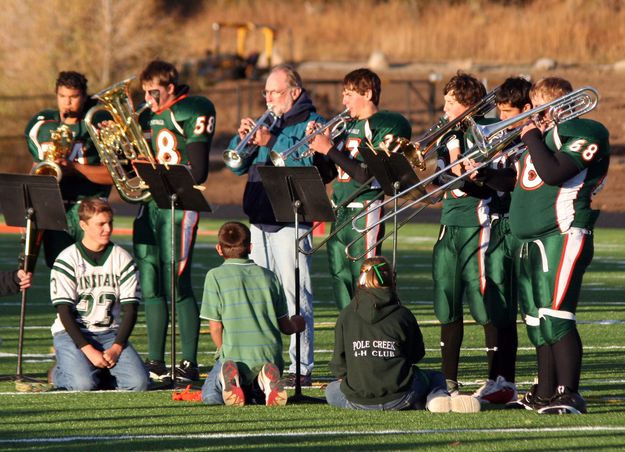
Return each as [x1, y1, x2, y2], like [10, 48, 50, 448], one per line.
[331, 110, 411, 205]
[437, 117, 497, 227]
[510, 118, 610, 239]
[145, 94, 216, 165]
[24, 109, 111, 201]
[487, 139, 523, 215]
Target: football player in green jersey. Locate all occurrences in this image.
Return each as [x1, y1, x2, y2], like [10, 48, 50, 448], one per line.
[25, 71, 113, 268]
[431, 72, 499, 397]
[308, 68, 411, 311]
[136, 60, 216, 382]
[508, 78, 610, 414]
[465, 77, 533, 404]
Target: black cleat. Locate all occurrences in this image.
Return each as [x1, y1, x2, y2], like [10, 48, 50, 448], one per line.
[505, 384, 551, 410]
[538, 386, 587, 415]
[145, 359, 171, 382]
[175, 360, 200, 382]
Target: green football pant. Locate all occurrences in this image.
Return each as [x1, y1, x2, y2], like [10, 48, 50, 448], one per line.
[485, 217, 522, 327]
[432, 224, 490, 325]
[517, 227, 593, 347]
[327, 202, 384, 310]
[133, 201, 200, 363]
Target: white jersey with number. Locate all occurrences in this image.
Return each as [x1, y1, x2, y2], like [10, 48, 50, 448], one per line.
[50, 242, 140, 335]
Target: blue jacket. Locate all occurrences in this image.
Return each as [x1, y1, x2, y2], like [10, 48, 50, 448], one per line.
[228, 91, 328, 228]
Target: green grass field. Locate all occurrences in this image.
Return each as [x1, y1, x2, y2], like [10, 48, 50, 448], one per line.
[0, 220, 624, 451]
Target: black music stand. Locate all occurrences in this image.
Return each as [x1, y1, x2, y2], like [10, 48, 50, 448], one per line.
[358, 146, 421, 270]
[0, 173, 66, 383]
[134, 163, 212, 387]
[258, 166, 334, 404]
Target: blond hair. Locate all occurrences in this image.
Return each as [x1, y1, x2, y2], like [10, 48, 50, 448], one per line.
[530, 77, 573, 103]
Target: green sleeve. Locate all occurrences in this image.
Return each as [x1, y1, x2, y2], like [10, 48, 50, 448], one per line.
[200, 271, 221, 320]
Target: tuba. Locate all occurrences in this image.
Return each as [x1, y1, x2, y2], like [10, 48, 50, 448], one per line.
[30, 124, 73, 181]
[85, 77, 155, 203]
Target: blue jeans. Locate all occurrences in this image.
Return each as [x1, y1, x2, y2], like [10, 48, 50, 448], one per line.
[325, 370, 447, 410]
[52, 330, 149, 391]
[250, 224, 314, 375]
[202, 359, 225, 404]
[201, 360, 264, 405]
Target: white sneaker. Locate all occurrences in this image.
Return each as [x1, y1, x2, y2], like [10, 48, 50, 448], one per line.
[427, 389, 453, 413]
[257, 363, 287, 406]
[474, 376, 518, 404]
[426, 389, 481, 413]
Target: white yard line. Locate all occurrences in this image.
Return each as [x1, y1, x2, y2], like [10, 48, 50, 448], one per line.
[1, 426, 625, 444]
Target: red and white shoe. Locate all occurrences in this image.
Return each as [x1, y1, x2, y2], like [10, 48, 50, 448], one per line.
[473, 376, 518, 404]
[219, 360, 245, 406]
[258, 363, 288, 406]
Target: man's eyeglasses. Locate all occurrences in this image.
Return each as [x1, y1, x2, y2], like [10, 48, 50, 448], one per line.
[261, 88, 289, 97]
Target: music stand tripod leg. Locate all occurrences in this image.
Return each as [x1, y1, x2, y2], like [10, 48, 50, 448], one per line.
[288, 200, 324, 404]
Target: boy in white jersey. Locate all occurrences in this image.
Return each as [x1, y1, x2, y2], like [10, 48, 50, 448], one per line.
[49, 199, 148, 391]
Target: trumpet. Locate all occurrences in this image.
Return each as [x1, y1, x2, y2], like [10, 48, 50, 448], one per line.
[30, 124, 73, 181]
[223, 108, 279, 169]
[270, 108, 351, 167]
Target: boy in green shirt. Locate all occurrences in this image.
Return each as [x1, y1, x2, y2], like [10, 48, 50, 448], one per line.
[200, 222, 305, 406]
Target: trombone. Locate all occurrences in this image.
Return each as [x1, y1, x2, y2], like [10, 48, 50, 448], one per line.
[468, 86, 599, 154]
[223, 107, 279, 169]
[270, 108, 351, 167]
[296, 176, 385, 255]
[346, 86, 600, 260]
[345, 139, 525, 261]
[396, 87, 500, 173]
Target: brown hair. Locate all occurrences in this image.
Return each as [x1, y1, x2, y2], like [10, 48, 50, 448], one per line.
[495, 76, 532, 110]
[343, 68, 381, 106]
[358, 256, 394, 289]
[56, 71, 88, 96]
[78, 198, 113, 222]
[140, 60, 179, 87]
[218, 221, 251, 258]
[443, 71, 487, 107]
[530, 77, 573, 103]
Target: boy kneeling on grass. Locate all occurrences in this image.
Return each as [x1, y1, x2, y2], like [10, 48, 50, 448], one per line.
[326, 256, 481, 413]
[200, 221, 305, 406]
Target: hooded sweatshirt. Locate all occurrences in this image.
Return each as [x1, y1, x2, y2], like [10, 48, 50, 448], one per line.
[329, 286, 427, 405]
[227, 90, 333, 229]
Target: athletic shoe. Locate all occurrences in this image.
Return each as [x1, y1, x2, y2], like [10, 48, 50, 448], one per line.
[284, 373, 312, 388]
[446, 379, 460, 396]
[175, 360, 200, 382]
[538, 386, 587, 415]
[426, 389, 481, 413]
[474, 376, 518, 404]
[257, 363, 288, 406]
[505, 384, 551, 410]
[145, 359, 171, 381]
[219, 360, 245, 406]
